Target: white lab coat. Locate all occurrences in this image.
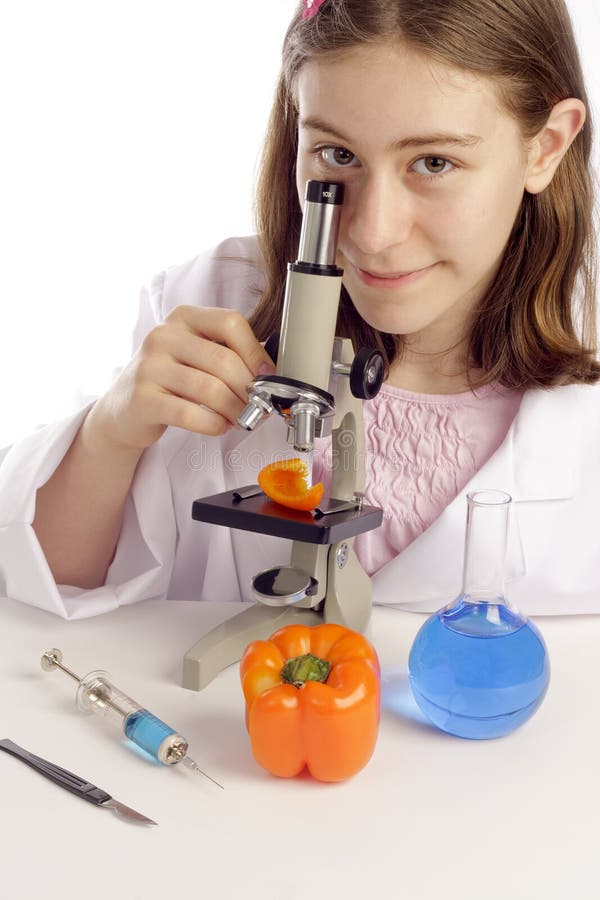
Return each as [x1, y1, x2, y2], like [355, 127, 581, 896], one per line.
[1, 236, 599, 619]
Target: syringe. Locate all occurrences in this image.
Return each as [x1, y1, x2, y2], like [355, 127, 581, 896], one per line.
[41, 649, 223, 789]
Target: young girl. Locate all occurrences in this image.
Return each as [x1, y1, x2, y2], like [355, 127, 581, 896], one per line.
[1, 0, 598, 619]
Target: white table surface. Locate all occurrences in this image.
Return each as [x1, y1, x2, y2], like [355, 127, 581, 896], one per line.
[1, 595, 598, 900]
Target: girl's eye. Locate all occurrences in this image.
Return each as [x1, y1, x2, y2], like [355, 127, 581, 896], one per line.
[411, 156, 454, 177]
[319, 146, 360, 168]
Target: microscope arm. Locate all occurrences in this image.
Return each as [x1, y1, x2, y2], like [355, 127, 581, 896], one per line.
[329, 337, 367, 500]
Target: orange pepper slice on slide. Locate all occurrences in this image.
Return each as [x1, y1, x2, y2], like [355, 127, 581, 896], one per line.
[257, 458, 324, 512]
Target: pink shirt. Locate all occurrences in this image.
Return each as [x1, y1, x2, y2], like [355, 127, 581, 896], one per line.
[312, 382, 523, 576]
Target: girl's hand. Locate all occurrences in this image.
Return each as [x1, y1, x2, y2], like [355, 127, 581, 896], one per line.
[89, 305, 276, 452]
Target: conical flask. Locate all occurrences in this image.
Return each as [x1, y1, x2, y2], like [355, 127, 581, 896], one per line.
[408, 490, 550, 739]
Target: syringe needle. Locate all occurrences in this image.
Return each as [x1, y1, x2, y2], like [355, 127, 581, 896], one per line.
[181, 755, 224, 789]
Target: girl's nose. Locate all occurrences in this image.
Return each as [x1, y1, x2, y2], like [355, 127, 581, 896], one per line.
[344, 175, 413, 256]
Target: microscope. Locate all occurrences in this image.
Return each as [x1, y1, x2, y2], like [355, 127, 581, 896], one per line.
[182, 181, 385, 690]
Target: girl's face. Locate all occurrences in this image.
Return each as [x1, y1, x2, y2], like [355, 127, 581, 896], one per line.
[296, 42, 532, 355]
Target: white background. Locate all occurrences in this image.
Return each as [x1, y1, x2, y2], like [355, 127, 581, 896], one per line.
[1, 0, 598, 447]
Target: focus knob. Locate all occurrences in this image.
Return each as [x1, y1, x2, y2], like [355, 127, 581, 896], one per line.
[349, 348, 385, 400]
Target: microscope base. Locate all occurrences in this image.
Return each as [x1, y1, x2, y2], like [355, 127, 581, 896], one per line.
[182, 602, 322, 691]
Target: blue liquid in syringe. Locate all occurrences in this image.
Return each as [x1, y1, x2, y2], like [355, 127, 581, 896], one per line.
[409, 600, 550, 739]
[124, 710, 175, 760]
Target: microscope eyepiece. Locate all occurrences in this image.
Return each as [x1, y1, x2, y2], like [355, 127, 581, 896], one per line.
[304, 181, 344, 205]
[297, 180, 344, 267]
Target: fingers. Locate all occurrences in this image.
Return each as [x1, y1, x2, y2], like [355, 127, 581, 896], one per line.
[149, 354, 248, 425]
[137, 305, 277, 434]
[146, 306, 275, 406]
[157, 329, 255, 405]
[168, 305, 275, 379]
[148, 390, 232, 437]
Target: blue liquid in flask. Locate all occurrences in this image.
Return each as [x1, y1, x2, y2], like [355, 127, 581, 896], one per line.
[409, 599, 550, 739]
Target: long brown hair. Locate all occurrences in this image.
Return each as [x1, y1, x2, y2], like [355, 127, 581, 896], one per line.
[250, 0, 599, 387]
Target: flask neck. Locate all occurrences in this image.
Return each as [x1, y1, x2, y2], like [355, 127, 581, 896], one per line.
[460, 490, 510, 605]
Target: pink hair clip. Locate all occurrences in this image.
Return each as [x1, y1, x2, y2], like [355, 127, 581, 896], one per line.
[302, 0, 326, 20]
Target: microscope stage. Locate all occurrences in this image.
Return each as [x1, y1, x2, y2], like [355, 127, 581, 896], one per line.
[192, 486, 383, 544]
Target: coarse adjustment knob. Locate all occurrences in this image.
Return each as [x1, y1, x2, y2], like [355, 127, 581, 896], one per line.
[349, 348, 385, 400]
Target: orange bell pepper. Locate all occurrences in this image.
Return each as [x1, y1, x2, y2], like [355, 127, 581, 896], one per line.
[240, 623, 380, 782]
[257, 457, 324, 512]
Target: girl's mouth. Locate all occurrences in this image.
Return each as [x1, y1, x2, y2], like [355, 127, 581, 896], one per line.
[352, 261, 439, 288]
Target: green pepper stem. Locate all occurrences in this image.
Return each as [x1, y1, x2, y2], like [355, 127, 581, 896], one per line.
[281, 653, 331, 688]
